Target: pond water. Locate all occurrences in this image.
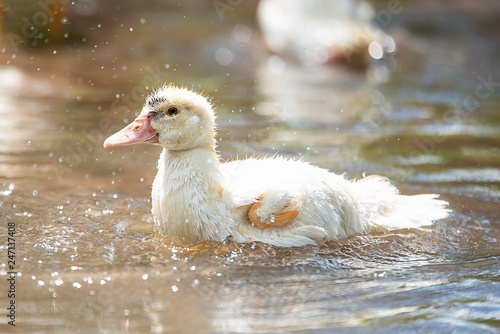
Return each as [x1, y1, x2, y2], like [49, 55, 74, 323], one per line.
[1, 1, 500, 333]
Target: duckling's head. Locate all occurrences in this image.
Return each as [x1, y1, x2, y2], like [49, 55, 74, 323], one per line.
[104, 85, 216, 151]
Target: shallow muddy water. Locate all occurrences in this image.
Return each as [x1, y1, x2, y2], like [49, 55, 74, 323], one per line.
[1, 1, 500, 333]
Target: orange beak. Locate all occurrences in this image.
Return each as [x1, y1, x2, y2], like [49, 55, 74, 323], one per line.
[103, 112, 158, 148]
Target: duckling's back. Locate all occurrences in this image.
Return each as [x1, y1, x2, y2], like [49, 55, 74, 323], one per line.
[221, 157, 449, 247]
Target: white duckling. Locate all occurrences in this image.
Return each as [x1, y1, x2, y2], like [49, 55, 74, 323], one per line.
[103, 85, 448, 247]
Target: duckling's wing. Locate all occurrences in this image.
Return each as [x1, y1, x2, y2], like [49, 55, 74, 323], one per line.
[220, 157, 318, 229]
[247, 191, 300, 229]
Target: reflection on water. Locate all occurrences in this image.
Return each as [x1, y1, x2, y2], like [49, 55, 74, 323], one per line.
[1, 1, 500, 333]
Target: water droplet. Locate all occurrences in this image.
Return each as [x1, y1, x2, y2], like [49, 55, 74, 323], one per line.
[32, 190, 38, 196]
[171, 285, 179, 292]
[215, 47, 233, 66]
[268, 55, 286, 73]
[142, 274, 148, 280]
[233, 24, 252, 43]
[368, 42, 384, 60]
[27, 140, 31, 146]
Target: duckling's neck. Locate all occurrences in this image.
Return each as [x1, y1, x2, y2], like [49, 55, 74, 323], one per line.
[152, 146, 234, 244]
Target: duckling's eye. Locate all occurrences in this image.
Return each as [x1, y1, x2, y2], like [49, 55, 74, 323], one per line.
[165, 106, 179, 116]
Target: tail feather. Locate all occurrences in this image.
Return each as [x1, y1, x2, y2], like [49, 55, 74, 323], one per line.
[376, 193, 449, 230]
[352, 175, 449, 231]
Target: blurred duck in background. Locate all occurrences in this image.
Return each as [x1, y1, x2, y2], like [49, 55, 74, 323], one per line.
[257, 0, 396, 68]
